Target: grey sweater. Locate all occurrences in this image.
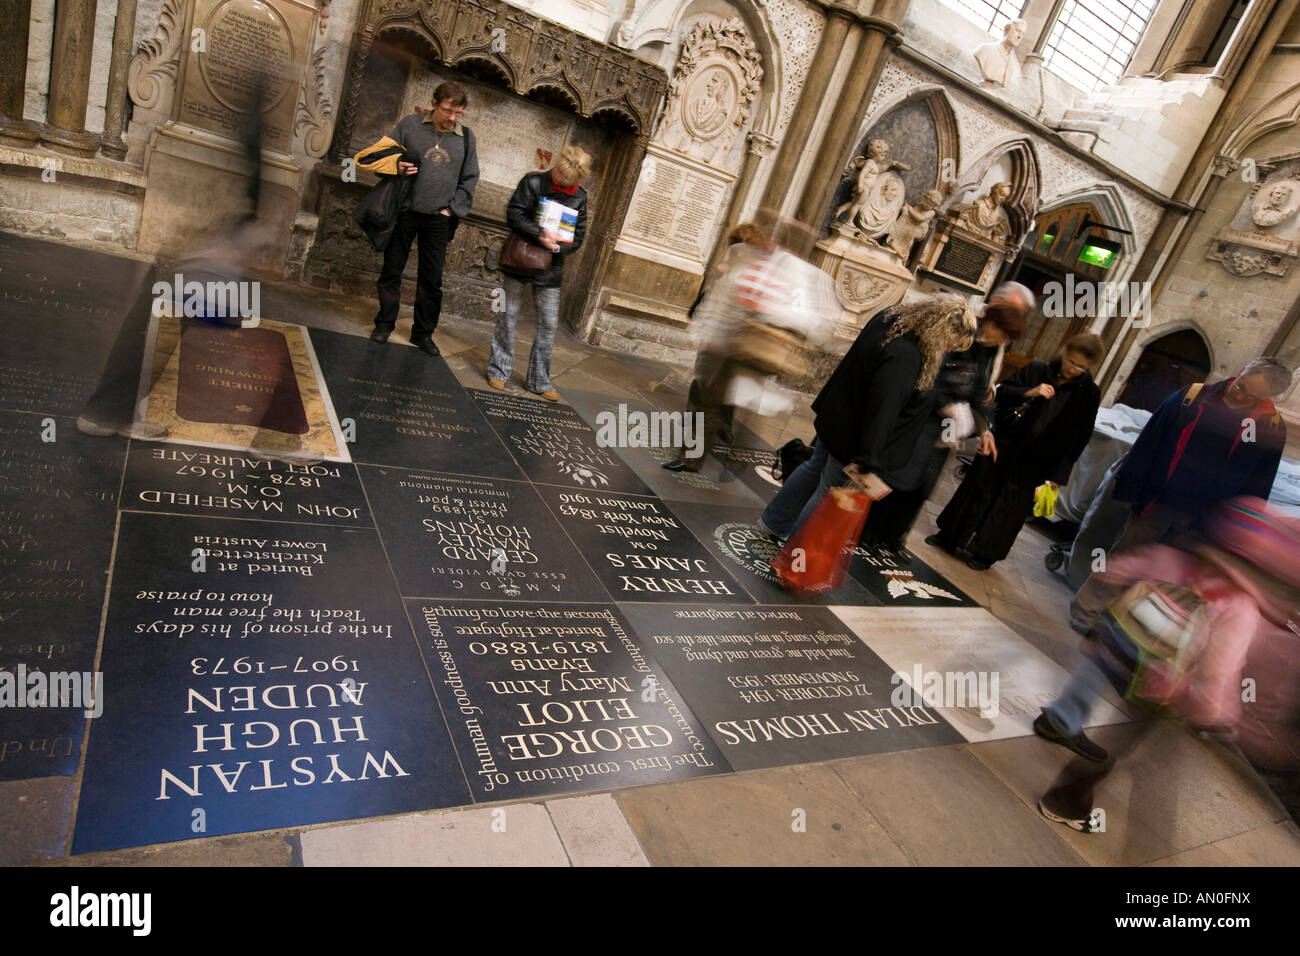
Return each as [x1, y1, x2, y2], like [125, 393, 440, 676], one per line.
[389, 113, 480, 217]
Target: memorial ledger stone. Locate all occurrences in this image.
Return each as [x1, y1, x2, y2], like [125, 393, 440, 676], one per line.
[848, 547, 976, 607]
[360, 465, 603, 601]
[0, 413, 124, 779]
[409, 599, 728, 801]
[72, 512, 468, 853]
[619, 604, 961, 770]
[122, 441, 371, 526]
[471, 390, 650, 495]
[534, 484, 749, 604]
[309, 329, 520, 477]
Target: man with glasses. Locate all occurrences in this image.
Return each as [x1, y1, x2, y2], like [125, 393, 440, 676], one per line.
[369, 82, 480, 356]
[1069, 356, 1292, 631]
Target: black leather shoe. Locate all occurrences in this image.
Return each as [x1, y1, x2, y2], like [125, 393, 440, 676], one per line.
[370, 327, 391, 343]
[413, 338, 440, 357]
[1033, 713, 1108, 762]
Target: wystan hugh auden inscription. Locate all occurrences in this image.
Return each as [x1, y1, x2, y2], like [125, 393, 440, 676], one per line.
[72, 513, 466, 853]
[122, 445, 370, 525]
[411, 600, 727, 800]
[537, 485, 748, 603]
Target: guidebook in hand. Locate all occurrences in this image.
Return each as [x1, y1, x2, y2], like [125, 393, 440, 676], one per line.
[537, 197, 578, 243]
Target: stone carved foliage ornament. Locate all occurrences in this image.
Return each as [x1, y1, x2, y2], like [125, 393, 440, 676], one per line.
[128, 0, 187, 112]
[656, 17, 763, 167]
[295, 45, 335, 158]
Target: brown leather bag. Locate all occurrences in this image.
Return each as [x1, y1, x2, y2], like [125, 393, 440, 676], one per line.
[499, 233, 552, 276]
[731, 320, 805, 378]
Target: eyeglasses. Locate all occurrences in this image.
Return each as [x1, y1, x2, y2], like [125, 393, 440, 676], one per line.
[1228, 379, 1265, 404]
[435, 104, 466, 118]
[1061, 355, 1091, 373]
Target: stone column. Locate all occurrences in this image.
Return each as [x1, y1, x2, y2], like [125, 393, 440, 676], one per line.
[100, 0, 141, 160]
[45, 0, 102, 155]
[708, 130, 777, 273]
[794, 13, 902, 226]
[0, 0, 37, 139]
[757, 7, 854, 211]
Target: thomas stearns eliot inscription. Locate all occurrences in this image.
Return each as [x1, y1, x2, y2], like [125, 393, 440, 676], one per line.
[411, 600, 726, 799]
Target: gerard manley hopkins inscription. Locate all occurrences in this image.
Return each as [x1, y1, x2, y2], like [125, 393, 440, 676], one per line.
[412, 600, 726, 799]
[358, 466, 602, 601]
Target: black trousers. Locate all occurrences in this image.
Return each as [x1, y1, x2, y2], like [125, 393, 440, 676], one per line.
[861, 444, 949, 550]
[375, 210, 451, 341]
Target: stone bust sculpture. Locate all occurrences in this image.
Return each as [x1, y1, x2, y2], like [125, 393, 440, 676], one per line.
[957, 181, 1013, 241]
[973, 19, 1026, 86]
[885, 189, 944, 260]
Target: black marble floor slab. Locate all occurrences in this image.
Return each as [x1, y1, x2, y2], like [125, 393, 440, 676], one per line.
[308, 328, 520, 477]
[0, 232, 151, 417]
[72, 511, 468, 853]
[618, 603, 963, 771]
[532, 484, 750, 605]
[666, 500, 879, 607]
[359, 464, 604, 601]
[122, 441, 372, 527]
[469, 389, 652, 495]
[0, 413, 125, 779]
[562, 389, 764, 507]
[408, 598, 728, 801]
[710, 443, 787, 502]
[848, 546, 977, 607]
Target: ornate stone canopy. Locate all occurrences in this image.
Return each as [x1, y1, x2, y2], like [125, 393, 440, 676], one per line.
[330, 0, 667, 159]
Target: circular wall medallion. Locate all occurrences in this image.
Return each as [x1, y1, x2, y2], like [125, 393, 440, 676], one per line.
[198, 0, 295, 115]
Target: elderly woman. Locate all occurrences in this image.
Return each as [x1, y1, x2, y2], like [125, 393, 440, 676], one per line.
[930, 332, 1104, 571]
[487, 146, 591, 402]
[758, 292, 976, 541]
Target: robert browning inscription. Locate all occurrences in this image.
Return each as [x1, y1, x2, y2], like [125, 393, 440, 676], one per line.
[409, 599, 728, 800]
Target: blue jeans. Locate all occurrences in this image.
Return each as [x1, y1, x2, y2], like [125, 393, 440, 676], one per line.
[760, 440, 853, 538]
[1043, 656, 1111, 737]
[487, 277, 561, 392]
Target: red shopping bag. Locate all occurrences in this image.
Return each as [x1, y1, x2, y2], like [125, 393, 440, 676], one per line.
[771, 486, 872, 595]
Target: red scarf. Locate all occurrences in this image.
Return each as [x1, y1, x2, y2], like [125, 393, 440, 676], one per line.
[549, 172, 578, 196]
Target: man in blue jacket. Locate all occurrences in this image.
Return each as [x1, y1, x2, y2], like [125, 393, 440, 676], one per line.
[1070, 356, 1291, 629]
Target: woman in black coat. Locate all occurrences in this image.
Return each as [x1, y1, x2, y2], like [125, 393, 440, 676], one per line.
[486, 146, 590, 402]
[929, 332, 1104, 570]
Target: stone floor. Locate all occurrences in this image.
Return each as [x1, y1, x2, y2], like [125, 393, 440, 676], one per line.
[3, 236, 1300, 867]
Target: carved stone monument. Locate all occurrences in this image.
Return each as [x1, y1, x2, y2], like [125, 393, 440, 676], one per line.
[615, 17, 762, 274]
[1208, 160, 1300, 278]
[128, 0, 332, 268]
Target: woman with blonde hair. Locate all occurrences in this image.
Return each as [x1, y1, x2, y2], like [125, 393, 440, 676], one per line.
[758, 292, 976, 541]
[488, 145, 592, 401]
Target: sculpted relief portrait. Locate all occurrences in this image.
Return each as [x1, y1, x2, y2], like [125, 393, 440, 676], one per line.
[684, 68, 735, 141]
[1251, 180, 1300, 228]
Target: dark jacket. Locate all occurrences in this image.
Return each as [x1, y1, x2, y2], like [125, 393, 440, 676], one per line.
[811, 307, 938, 487]
[992, 359, 1101, 486]
[502, 171, 588, 288]
[1113, 378, 1285, 516]
[351, 139, 415, 251]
